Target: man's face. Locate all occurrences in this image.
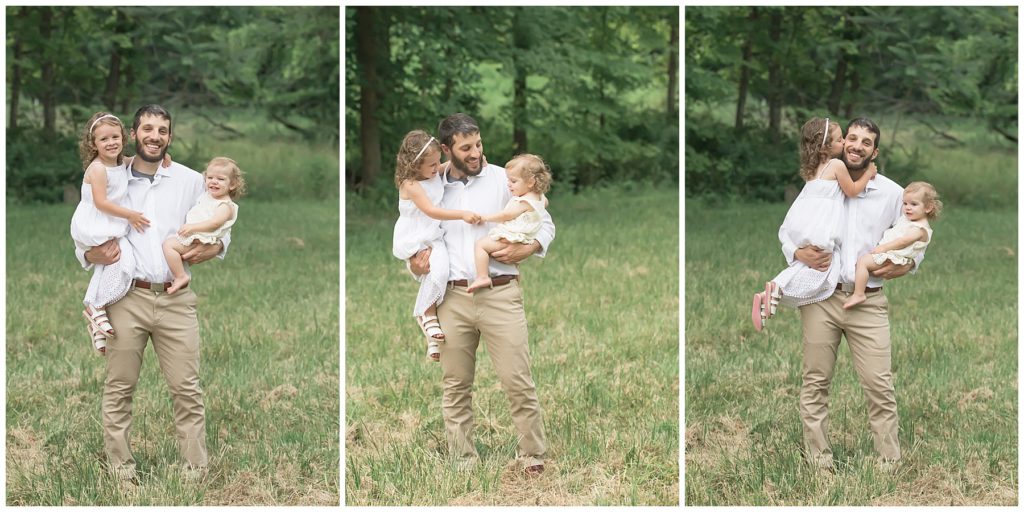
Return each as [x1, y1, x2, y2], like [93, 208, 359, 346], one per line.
[444, 131, 483, 176]
[131, 114, 172, 163]
[842, 125, 878, 172]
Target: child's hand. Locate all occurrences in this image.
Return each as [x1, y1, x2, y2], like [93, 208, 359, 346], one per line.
[462, 211, 482, 224]
[870, 246, 884, 254]
[162, 152, 172, 168]
[867, 162, 878, 179]
[128, 211, 150, 232]
[177, 224, 197, 237]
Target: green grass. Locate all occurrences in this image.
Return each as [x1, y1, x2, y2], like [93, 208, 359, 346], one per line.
[684, 200, 1017, 505]
[345, 184, 679, 505]
[6, 109, 340, 505]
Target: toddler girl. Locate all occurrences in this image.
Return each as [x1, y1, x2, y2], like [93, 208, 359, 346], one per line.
[70, 112, 149, 354]
[466, 154, 551, 293]
[163, 157, 245, 294]
[843, 181, 940, 309]
[751, 117, 877, 331]
[392, 130, 481, 361]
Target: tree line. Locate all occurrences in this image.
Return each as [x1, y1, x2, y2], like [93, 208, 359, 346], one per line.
[346, 6, 679, 194]
[686, 6, 1017, 200]
[6, 6, 339, 201]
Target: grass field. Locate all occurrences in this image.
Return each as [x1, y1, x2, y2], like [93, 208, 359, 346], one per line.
[684, 199, 1017, 505]
[5, 109, 340, 505]
[345, 184, 679, 505]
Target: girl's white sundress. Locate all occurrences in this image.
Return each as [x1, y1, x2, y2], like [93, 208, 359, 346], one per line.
[773, 164, 846, 308]
[69, 163, 136, 308]
[176, 192, 238, 245]
[871, 215, 932, 266]
[392, 174, 449, 317]
[488, 195, 547, 244]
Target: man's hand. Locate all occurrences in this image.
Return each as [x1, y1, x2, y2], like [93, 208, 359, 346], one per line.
[871, 260, 913, 280]
[492, 240, 539, 265]
[409, 247, 431, 276]
[182, 241, 223, 265]
[84, 239, 120, 265]
[794, 245, 831, 271]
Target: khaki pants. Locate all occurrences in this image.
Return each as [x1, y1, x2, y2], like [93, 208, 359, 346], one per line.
[103, 286, 208, 473]
[799, 290, 900, 465]
[437, 280, 546, 465]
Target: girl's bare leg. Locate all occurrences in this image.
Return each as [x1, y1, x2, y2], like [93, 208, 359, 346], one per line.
[843, 253, 883, 309]
[467, 237, 508, 292]
[162, 238, 192, 294]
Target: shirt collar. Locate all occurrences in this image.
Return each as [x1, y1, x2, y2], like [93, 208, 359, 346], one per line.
[443, 163, 492, 186]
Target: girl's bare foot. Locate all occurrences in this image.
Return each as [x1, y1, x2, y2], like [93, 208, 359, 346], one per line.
[167, 275, 191, 294]
[842, 294, 866, 309]
[466, 277, 492, 293]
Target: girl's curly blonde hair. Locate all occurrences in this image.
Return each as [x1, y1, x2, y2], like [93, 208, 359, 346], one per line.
[904, 181, 943, 220]
[394, 130, 441, 188]
[799, 117, 835, 181]
[78, 112, 127, 170]
[505, 153, 552, 194]
[206, 157, 247, 200]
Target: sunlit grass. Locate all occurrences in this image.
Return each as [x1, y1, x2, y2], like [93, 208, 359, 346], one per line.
[345, 184, 679, 505]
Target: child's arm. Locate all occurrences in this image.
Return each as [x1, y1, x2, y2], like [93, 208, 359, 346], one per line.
[86, 162, 150, 231]
[831, 159, 876, 198]
[482, 200, 532, 223]
[178, 203, 234, 237]
[870, 227, 927, 254]
[403, 180, 481, 224]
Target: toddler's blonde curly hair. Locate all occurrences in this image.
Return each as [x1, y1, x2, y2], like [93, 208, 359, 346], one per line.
[505, 153, 552, 194]
[206, 157, 247, 200]
[904, 181, 942, 220]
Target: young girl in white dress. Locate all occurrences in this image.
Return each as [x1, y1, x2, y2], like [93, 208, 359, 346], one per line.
[163, 157, 245, 294]
[466, 153, 552, 293]
[392, 130, 482, 361]
[70, 112, 151, 354]
[843, 181, 940, 309]
[751, 117, 877, 331]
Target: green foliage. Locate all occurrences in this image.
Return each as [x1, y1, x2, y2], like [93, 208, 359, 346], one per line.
[6, 127, 82, 202]
[346, 6, 679, 191]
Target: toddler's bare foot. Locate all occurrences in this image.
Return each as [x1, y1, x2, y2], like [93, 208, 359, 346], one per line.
[167, 275, 191, 294]
[466, 277, 492, 293]
[843, 293, 866, 309]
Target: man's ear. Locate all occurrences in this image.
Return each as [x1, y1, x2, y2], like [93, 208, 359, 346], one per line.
[440, 143, 451, 157]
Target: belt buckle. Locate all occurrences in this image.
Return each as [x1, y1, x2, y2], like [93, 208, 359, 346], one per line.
[840, 282, 854, 293]
[151, 282, 166, 292]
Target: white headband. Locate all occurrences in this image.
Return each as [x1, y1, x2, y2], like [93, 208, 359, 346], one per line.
[413, 136, 436, 162]
[89, 114, 120, 133]
[821, 117, 830, 146]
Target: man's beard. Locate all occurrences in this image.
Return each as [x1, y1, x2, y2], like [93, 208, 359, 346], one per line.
[134, 139, 168, 163]
[450, 152, 481, 176]
[842, 151, 872, 172]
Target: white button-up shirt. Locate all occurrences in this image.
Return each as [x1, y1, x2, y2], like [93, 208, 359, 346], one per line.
[781, 174, 921, 288]
[439, 164, 554, 281]
[74, 161, 229, 282]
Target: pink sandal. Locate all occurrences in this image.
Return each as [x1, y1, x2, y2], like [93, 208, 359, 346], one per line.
[751, 292, 766, 331]
[764, 281, 781, 319]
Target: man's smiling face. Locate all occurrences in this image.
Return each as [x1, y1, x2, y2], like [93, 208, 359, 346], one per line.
[842, 125, 878, 172]
[131, 114, 172, 163]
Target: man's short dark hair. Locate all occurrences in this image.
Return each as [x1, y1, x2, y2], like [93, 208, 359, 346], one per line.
[133, 104, 173, 133]
[846, 117, 880, 149]
[438, 113, 480, 148]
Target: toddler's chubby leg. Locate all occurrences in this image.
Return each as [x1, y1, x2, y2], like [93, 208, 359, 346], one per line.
[162, 237, 192, 294]
[467, 237, 511, 293]
[843, 253, 883, 309]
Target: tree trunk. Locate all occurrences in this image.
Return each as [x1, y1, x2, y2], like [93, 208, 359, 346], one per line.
[844, 69, 860, 119]
[767, 9, 783, 143]
[826, 52, 847, 116]
[9, 9, 23, 131]
[103, 10, 127, 111]
[512, 12, 529, 154]
[355, 7, 382, 191]
[667, 11, 678, 121]
[40, 8, 56, 136]
[735, 8, 756, 130]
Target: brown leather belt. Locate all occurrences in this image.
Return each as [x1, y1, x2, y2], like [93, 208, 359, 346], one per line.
[449, 274, 518, 288]
[836, 283, 881, 293]
[132, 279, 186, 292]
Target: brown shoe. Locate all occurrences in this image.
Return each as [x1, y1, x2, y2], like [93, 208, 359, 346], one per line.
[524, 464, 545, 476]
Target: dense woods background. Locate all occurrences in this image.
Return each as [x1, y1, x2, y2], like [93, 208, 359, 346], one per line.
[6, 6, 339, 202]
[345, 6, 679, 198]
[685, 6, 1017, 204]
